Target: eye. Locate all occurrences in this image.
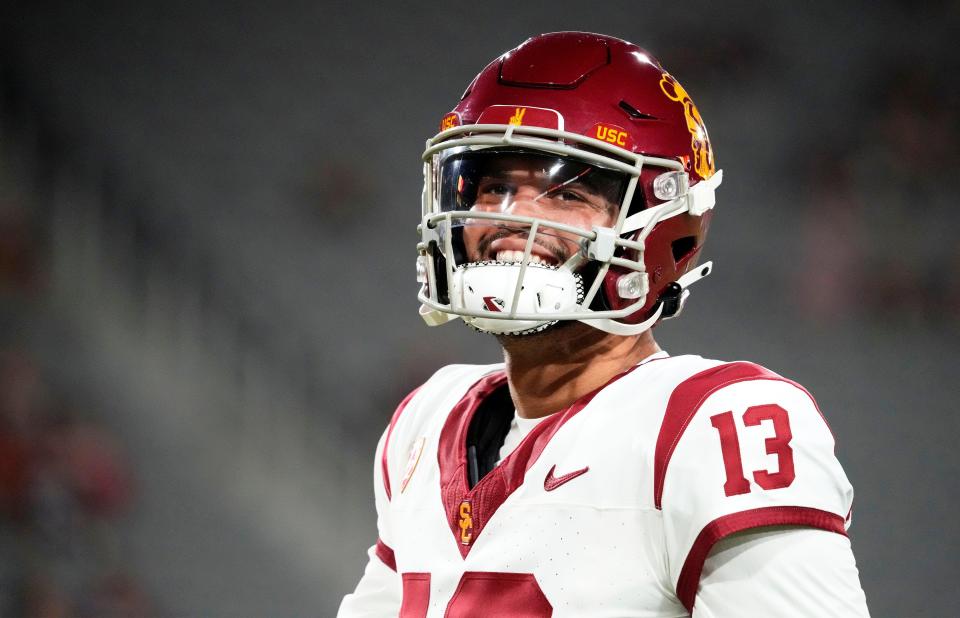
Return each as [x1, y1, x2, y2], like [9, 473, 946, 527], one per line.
[547, 187, 598, 206]
[546, 185, 614, 216]
[549, 188, 587, 202]
[478, 181, 514, 197]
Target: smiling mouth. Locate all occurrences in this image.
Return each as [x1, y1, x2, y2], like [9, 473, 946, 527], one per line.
[471, 225, 569, 267]
[488, 249, 560, 267]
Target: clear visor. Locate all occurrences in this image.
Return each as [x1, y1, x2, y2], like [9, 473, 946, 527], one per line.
[436, 149, 629, 268]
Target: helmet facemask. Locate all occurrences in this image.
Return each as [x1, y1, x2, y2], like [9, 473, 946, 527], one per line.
[417, 123, 719, 336]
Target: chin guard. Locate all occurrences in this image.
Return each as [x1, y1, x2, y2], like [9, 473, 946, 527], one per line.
[445, 262, 584, 335]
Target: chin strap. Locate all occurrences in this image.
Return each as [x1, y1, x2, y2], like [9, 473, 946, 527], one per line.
[676, 260, 713, 288]
[578, 303, 665, 336]
[621, 170, 723, 235]
[419, 303, 460, 326]
[578, 261, 714, 336]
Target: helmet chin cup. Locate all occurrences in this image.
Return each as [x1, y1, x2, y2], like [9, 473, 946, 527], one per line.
[450, 263, 583, 335]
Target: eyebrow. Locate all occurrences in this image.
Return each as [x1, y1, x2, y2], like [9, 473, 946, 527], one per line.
[479, 169, 604, 195]
[539, 166, 594, 197]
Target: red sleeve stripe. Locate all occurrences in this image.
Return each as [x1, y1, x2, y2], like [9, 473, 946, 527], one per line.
[654, 362, 832, 509]
[375, 538, 397, 572]
[382, 386, 422, 501]
[676, 506, 847, 613]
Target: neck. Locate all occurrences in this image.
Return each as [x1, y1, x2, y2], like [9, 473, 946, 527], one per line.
[497, 322, 660, 419]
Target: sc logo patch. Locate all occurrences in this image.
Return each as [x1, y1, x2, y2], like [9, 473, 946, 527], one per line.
[458, 500, 473, 545]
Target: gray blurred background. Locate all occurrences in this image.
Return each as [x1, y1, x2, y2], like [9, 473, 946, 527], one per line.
[0, 1, 957, 616]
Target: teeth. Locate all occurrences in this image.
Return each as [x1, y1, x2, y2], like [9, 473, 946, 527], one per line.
[494, 250, 554, 266]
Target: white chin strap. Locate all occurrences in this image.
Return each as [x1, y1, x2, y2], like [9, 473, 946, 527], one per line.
[622, 170, 723, 235]
[576, 261, 713, 336]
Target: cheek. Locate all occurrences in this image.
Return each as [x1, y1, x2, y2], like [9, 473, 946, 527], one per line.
[461, 225, 484, 260]
[566, 209, 617, 231]
[597, 210, 618, 228]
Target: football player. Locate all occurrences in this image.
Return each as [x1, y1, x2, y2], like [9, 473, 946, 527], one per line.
[339, 32, 869, 617]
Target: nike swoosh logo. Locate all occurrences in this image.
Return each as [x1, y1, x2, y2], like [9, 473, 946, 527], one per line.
[543, 464, 590, 491]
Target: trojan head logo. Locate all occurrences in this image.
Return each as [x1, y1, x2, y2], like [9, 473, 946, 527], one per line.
[458, 500, 473, 545]
[508, 107, 527, 126]
[659, 72, 715, 179]
[399, 436, 426, 494]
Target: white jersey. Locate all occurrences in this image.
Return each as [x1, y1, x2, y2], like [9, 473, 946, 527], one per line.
[341, 353, 862, 617]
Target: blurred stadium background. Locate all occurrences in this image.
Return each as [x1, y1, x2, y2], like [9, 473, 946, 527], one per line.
[0, 1, 957, 616]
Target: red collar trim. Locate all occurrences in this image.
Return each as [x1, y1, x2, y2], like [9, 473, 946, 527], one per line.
[437, 364, 641, 558]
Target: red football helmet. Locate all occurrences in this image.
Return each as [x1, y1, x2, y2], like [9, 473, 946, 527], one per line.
[417, 32, 722, 336]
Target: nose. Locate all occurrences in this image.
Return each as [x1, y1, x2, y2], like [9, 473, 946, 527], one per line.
[503, 185, 546, 216]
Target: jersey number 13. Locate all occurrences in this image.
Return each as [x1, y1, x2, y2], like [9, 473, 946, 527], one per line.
[710, 404, 796, 496]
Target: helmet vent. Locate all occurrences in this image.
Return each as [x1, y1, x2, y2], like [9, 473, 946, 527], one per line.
[618, 100, 658, 120]
[499, 33, 609, 89]
[671, 236, 697, 264]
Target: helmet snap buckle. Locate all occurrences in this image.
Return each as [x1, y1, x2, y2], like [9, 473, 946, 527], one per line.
[616, 272, 648, 300]
[653, 171, 689, 201]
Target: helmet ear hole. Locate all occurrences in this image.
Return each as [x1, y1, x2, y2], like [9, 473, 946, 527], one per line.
[430, 241, 451, 305]
[670, 236, 697, 265]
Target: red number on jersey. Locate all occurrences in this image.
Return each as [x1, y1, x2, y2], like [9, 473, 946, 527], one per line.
[400, 573, 430, 617]
[743, 403, 796, 489]
[710, 404, 795, 496]
[709, 411, 751, 496]
[400, 571, 551, 617]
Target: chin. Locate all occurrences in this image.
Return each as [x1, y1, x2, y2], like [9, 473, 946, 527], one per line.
[491, 319, 582, 343]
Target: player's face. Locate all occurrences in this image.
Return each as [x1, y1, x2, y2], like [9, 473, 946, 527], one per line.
[460, 155, 621, 266]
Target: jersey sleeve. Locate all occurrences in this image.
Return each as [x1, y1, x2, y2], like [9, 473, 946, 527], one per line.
[337, 412, 407, 616]
[693, 528, 870, 617]
[655, 362, 855, 613]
